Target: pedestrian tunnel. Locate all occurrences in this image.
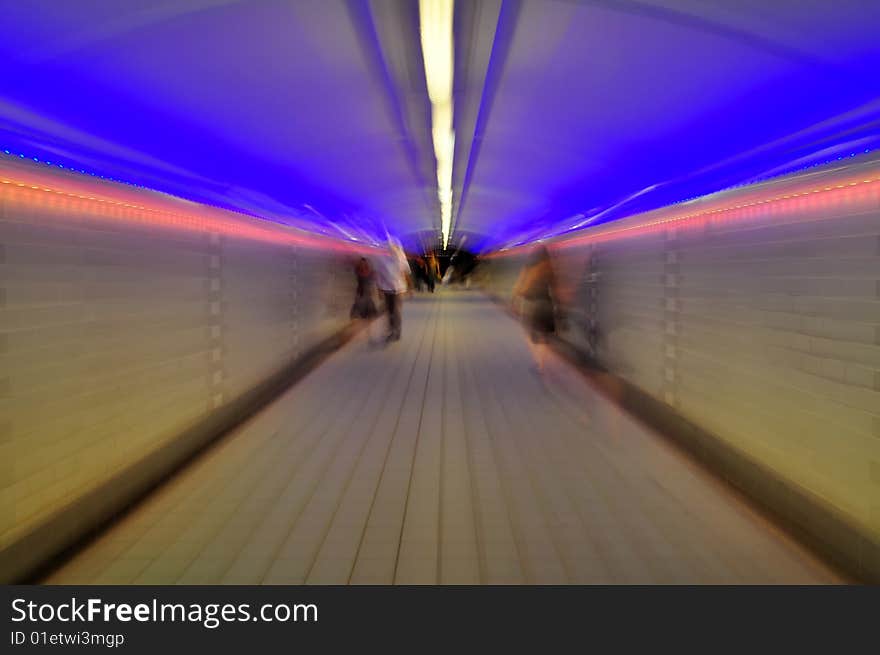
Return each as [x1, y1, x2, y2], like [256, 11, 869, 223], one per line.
[0, 0, 878, 584]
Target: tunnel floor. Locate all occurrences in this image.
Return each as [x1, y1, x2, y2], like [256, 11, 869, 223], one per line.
[45, 291, 842, 584]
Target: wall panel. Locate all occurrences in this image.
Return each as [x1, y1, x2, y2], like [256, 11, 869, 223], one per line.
[0, 164, 358, 578]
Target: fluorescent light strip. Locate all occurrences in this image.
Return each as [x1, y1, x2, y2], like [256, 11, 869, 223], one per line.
[419, 0, 455, 249]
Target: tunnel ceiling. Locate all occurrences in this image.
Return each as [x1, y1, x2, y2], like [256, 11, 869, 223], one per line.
[1, 0, 879, 252]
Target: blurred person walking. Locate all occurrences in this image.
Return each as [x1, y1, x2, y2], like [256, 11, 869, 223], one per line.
[374, 239, 411, 342]
[426, 252, 440, 293]
[513, 244, 558, 372]
[350, 256, 378, 322]
[412, 255, 429, 292]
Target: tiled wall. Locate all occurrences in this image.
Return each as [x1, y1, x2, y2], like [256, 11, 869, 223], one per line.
[481, 160, 880, 553]
[0, 165, 354, 570]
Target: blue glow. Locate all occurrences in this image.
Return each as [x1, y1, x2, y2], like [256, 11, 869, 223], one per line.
[1, 2, 879, 252]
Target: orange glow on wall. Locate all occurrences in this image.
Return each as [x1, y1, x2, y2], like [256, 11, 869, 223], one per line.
[0, 160, 376, 255]
[486, 164, 880, 258]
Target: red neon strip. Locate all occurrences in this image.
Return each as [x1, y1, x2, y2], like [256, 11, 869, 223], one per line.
[0, 163, 377, 255]
[486, 169, 880, 258]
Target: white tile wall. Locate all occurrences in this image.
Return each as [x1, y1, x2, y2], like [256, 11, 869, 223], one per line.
[0, 174, 355, 555]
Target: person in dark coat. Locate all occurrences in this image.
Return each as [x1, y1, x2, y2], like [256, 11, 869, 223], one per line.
[350, 257, 378, 321]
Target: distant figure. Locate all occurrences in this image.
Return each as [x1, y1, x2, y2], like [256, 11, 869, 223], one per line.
[413, 255, 432, 292]
[374, 239, 411, 342]
[350, 257, 378, 321]
[513, 244, 557, 372]
[426, 252, 440, 293]
[411, 256, 426, 292]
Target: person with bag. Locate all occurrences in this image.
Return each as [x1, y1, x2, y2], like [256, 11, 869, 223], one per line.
[513, 244, 558, 373]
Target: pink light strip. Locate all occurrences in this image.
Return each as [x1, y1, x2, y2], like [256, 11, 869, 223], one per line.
[487, 167, 880, 258]
[0, 162, 376, 255]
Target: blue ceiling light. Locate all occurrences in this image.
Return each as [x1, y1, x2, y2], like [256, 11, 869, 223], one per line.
[1, 2, 879, 252]
[0, 2, 464, 249]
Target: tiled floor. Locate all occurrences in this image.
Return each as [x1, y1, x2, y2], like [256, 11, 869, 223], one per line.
[45, 292, 842, 584]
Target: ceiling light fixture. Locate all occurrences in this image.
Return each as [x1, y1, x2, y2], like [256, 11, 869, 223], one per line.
[419, 0, 455, 249]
